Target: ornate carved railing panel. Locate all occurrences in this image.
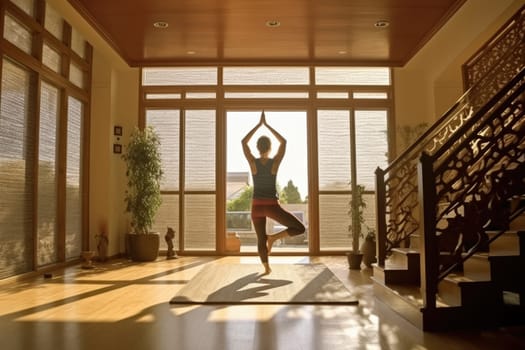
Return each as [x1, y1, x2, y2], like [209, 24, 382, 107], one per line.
[375, 23, 525, 266]
[462, 5, 525, 89]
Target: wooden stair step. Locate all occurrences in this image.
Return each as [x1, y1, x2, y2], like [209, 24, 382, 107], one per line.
[374, 248, 421, 284]
[462, 253, 491, 280]
[438, 273, 502, 307]
[372, 263, 420, 284]
[371, 277, 502, 331]
[485, 230, 523, 255]
[371, 276, 424, 329]
[389, 247, 420, 269]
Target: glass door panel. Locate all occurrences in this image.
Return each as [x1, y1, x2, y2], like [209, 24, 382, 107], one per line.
[184, 110, 216, 251]
[184, 194, 215, 250]
[354, 110, 389, 236]
[317, 110, 352, 251]
[147, 109, 180, 251]
[226, 110, 308, 253]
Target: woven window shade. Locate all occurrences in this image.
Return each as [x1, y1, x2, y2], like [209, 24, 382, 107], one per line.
[10, 0, 35, 17]
[317, 110, 352, 191]
[44, 3, 63, 40]
[146, 109, 180, 191]
[355, 110, 388, 190]
[142, 67, 217, 86]
[150, 194, 179, 250]
[71, 28, 86, 59]
[37, 81, 59, 266]
[42, 43, 61, 73]
[315, 67, 391, 86]
[0, 59, 35, 278]
[184, 111, 215, 250]
[185, 110, 216, 191]
[317, 110, 352, 251]
[4, 14, 32, 54]
[146, 110, 181, 250]
[69, 63, 84, 89]
[319, 194, 351, 251]
[223, 67, 309, 85]
[184, 194, 216, 251]
[65, 96, 83, 260]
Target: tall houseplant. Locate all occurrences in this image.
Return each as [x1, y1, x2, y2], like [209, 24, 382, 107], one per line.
[122, 126, 163, 261]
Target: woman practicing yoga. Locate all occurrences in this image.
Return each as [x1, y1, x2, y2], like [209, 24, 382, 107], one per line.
[242, 111, 306, 275]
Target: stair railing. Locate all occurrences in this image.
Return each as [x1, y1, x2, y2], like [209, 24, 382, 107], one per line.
[375, 33, 524, 267]
[418, 67, 525, 309]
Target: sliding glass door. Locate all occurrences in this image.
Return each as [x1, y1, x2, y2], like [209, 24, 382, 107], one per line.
[226, 110, 308, 253]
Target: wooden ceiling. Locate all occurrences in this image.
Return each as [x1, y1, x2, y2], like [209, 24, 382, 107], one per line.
[67, 0, 465, 67]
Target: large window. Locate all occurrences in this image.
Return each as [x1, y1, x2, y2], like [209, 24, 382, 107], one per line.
[143, 66, 391, 254]
[0, 58, 36, 277]
[0, 0, 92, 277]
[37, 81, 60, 266]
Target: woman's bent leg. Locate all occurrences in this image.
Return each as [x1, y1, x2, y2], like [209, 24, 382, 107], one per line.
[269, 205, 306, 236]
[266, 204, 306, 252]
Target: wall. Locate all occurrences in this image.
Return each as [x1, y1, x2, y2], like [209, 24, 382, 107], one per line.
[50, 0, 139, 257]
[393, 0, 524, 154]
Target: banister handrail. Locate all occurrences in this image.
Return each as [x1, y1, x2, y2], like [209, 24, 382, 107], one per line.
[432, 68, 525, 164]
[385, 41, 524, 175]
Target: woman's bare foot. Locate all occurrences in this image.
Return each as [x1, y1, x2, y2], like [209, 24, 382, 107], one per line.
[267, 235, 278, 254]
[262, 262, 272, 275]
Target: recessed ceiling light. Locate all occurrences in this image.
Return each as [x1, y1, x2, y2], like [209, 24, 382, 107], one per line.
[153, 21, 169, 29]
[338, 50, 347, 55]
[265, 20, 281, 28]
[186, 50, 196, 55]
[374, 20, 390, 28]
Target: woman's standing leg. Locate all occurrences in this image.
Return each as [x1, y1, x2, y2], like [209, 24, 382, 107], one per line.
[252, 215, 271, 274]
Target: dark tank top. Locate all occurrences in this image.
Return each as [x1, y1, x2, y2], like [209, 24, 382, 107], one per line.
[252, 158, 277, 199]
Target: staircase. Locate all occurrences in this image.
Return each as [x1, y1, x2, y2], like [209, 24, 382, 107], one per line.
[372, 6, 525, 331]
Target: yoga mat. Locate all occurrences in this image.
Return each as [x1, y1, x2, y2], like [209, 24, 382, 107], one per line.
[170, 263, 358, 305]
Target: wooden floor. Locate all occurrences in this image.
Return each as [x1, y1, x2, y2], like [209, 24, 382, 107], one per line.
[1, 255, 524, 350]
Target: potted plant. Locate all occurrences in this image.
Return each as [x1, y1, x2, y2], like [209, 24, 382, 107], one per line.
[122, 126, 163, 261]
[347, 184, 368, 269]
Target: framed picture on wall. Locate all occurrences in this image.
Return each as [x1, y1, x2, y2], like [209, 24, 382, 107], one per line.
[113, 144, 122, 154]
[114, 125, 123, 136]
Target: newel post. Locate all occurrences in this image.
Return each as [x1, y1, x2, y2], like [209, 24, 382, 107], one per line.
[375, 167, 387, 267]
[417, 152, 439, 310]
